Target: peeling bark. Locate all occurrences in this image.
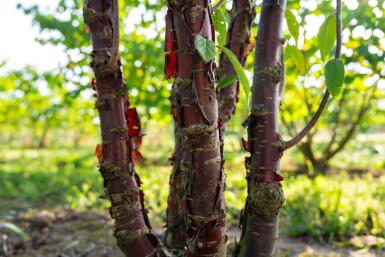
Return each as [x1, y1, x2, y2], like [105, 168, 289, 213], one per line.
[165, 0, 227, 256]
[234, 1, 286, 256]
[218, 0, 256, 127]
[84, 1, 168, 256]
[164, 85, 187, 250]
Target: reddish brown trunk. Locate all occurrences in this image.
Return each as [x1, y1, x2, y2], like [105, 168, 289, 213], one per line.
[165, 0, 227, 256]
[164, 85, 187, 250]
[218, 0, 256, 126]
[84, 1, 167, 256]
[165, 0, 256, 250]
[234, 1, 286, 256]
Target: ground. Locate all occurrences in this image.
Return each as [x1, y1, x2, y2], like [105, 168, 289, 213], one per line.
[1, 206, 383, 257]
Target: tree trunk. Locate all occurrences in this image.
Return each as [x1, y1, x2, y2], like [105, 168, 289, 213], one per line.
[164, 85, 187, 250]
[234, 1, 286, 256]
[165, 0, 227, 256]
[218, 0, 256, 127]
[38, 123, 49, 148]
[165, 0, 256, 250]
[84, 1, 167, 256]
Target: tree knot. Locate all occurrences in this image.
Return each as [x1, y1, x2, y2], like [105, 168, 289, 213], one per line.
[247, 183, 285, 217]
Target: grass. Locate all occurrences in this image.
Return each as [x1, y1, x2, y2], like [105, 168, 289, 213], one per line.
[1, 131, 385, 247]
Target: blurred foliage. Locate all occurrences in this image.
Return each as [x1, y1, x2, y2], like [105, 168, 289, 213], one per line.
[1, 143, 385, 246]
[17, 0, 171, 126]
[0, 0, 380, 167]
[0, 67, 97, 148]
[282, 173, 385, 243]
[280, 0, 385, 172]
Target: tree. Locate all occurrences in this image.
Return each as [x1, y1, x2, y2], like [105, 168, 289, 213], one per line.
[234, 0, 343, 255]
[16, 0, 384, 256]
[217, 0, 256, 127]
[163, 0, 227, 256]
[83, 0, 346, 256]
[84, 1, 168, 256]
[164, 0, 256, 250]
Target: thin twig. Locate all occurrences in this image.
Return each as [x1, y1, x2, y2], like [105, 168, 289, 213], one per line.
[284, 90, 330, 149]
[336, 0, 342, 59]
[322, 89, 347, 156]
[212, 0, 225, 13]
[283, 0, 342, 150]
[106, 0, 120, 70]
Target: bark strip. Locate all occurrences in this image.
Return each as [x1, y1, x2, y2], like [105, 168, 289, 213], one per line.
[165, 0, 227, 256]
[218, 0, 256, 127]
[234, 1, 286, 256]
[164, 85, 187, 250]
[84, 1, 167, 256]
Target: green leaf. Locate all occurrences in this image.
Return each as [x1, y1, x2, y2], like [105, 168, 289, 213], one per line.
[218, 74, 238, 89]
[212, 9, 227, 47]
[286, 45, 306, 76]
[325, 59, 345, 96]
[217, 45, 250, 98]
[0, 222, 30, 240]
[285, 10, 299, 44]
[317, 14, 336, 62]
[194, 35, 216, 63]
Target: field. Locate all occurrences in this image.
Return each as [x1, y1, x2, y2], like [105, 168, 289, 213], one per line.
[1, 128, 385, 256]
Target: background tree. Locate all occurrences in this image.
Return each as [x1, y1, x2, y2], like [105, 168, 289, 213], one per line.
[217, 0, 256, 127]
[16, 0, 385, 174]
[279, 0, 384, 175]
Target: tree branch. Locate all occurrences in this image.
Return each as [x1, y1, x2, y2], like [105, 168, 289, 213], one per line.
[322, 89, 347, 157]
[283, 0, 342, 150]
[335, 0, 342, 59]
[283, 90, 330, 150]
[211, 0, 225, 13]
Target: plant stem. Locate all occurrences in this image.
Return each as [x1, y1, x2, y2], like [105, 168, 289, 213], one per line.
[166, 0, 227, 255]
[283, 0, 342, 150]
[234, 1, 286, 256]
[218, 0, 256, 127]
[84, 1, 167, 256]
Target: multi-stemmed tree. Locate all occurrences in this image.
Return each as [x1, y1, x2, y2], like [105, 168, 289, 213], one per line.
[165, 0, 257, 251]
[84, 0, 344, 256]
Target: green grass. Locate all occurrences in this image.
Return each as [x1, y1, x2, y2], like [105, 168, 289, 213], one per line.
[0, 148, 106, 209]
[1, 143, 385, 246]
[282, 173, 385, 242]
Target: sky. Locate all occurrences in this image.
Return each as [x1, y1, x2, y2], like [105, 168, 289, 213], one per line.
[0, 1, 66, 74]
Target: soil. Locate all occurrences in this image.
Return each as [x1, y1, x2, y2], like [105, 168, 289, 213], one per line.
[1, 207, 383, 257]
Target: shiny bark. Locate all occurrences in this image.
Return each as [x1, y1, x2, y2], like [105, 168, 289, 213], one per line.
[84, 1, 167, 256]
[218, 0, 256, 126]
[165, 0, 227, 256]
[234, 1, 286, 256]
